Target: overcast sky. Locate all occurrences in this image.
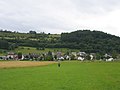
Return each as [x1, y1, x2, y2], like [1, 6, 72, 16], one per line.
[0, 0, 120, 36]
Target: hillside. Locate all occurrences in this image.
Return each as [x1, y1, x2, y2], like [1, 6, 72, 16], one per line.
[0, 30, 61, 50]
[61, 30, 120, 54]
[0, 30, 120, 54]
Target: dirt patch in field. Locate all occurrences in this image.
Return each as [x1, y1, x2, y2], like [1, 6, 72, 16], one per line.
[0, 61, 57, 68]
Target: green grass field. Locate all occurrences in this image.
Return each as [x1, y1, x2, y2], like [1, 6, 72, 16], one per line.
[0, 61, 120, 90]
[14, 46, 79, 54]
[0, 46, 79, 56]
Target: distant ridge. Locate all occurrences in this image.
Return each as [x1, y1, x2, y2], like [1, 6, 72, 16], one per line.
[0, 30, 120, 54]
[61, 30, 120, 54]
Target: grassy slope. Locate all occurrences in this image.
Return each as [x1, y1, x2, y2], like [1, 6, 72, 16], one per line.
[0, 32, 61, 40]
[14, 46, 79, 54]
[0, 61, 120, 90]
[0, 46, 79, 56]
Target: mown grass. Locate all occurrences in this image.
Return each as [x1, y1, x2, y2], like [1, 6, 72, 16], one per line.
[0, 61, 120, 90]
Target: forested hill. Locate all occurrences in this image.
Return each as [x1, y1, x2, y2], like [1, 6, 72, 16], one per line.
[61, 30, 120, 54]
[0, 30, 120, 54]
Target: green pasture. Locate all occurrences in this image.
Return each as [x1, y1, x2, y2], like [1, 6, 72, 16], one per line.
[0, 61, 120, 90]
[0, 46, 79, 56]
[14, 46, 79, 54]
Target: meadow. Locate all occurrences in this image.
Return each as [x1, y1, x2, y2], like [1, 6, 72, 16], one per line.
[14, 46, 79, 54]
[0, 61, 120, 90]
[0, 46, 79, 56]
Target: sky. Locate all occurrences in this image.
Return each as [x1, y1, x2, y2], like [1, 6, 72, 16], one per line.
[0, 0, 120, 36]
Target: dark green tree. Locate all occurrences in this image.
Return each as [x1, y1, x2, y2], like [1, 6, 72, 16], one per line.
[18, 52, 22, 59]
[45, 51, 53, 61]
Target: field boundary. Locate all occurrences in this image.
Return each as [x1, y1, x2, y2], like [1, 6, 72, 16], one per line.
[0, 61, 57, 69]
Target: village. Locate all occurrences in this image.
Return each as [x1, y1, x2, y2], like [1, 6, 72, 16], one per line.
[0, 51, 116, 62]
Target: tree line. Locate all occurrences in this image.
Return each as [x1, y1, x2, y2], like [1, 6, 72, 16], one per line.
[0, 30, 120, 55]
[61, 30, 120, 54]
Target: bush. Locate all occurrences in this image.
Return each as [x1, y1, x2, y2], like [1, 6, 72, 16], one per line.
[45, 51, 53, 61]
[18, 52, 22, 59]
[45, 55, 53, 61]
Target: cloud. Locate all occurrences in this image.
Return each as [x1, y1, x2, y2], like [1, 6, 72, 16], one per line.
[0, 0, 120, 36]
[72, 0, 120, 14]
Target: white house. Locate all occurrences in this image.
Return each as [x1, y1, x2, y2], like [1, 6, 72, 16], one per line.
[90, 54, 94, 60]
[78, 57, 84, 61]
[7, 52, 16, 59]
[57, 56, 64, 60]
[106, 58, 113, 61]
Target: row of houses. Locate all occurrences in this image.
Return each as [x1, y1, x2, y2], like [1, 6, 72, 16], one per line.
[0, 51, 114, 61]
